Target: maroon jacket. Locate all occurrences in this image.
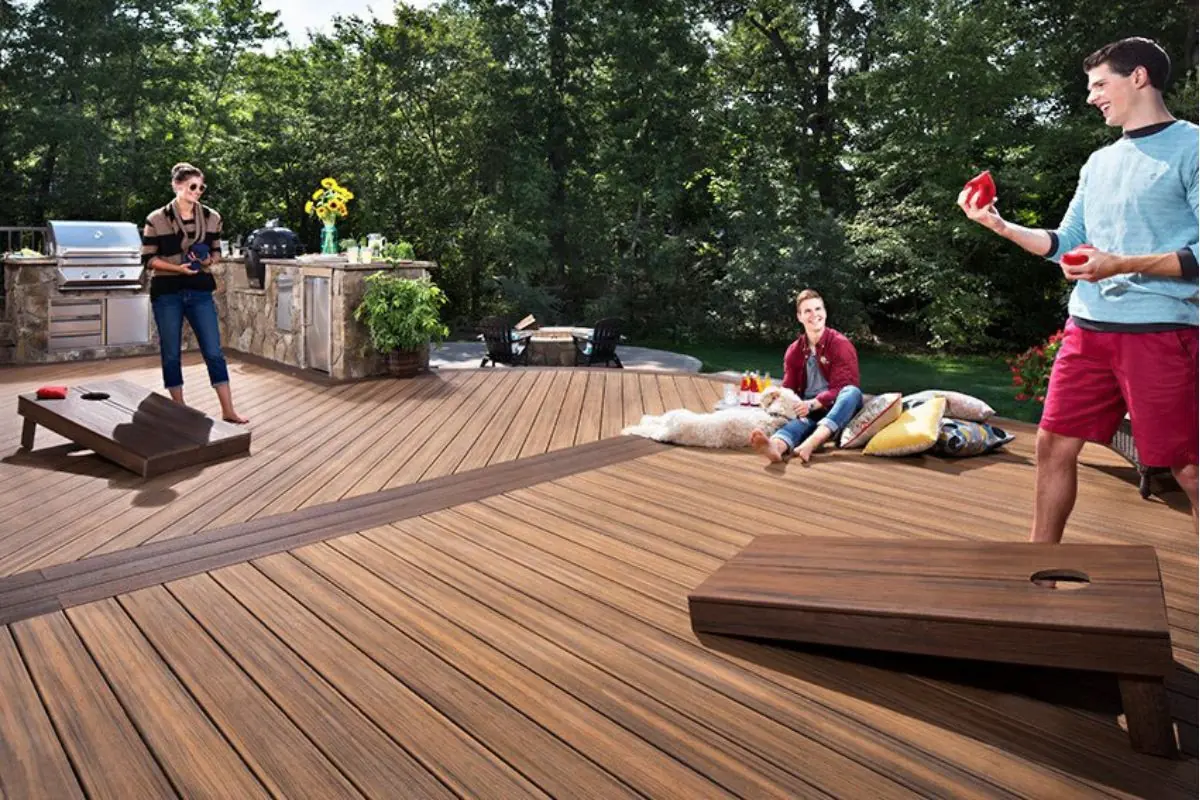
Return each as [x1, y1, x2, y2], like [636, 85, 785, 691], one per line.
[781, 327, 860, 408]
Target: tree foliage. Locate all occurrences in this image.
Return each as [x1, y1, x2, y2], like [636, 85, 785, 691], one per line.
[1, 0, 1195, 352]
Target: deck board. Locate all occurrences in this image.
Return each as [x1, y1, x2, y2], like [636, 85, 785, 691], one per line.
[0, 626, 84, 799]
[12, 612, 178, 798]
[248, 551, 633, 799]
[547, 370, 588, 451]
[118, 585, 367, 798]
[165, 573, 460, 798]
[2, 354, 1195, 798]
[64, 599, 270, 798]
[326, 529, 836, 799]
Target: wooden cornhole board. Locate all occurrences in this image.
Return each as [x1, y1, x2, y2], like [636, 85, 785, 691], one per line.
[689, 536, 1178, 757]
[17, 380, 251, 478]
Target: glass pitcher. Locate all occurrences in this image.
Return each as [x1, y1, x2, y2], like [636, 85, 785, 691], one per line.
[366, 233, 387, 262]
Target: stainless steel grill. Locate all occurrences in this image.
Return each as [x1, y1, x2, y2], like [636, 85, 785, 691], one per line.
[47, 220, 145, 290]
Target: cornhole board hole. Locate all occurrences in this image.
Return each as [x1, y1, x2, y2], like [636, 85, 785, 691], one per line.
[18, 380, 251, 478]
[688, 536, 1178, 757]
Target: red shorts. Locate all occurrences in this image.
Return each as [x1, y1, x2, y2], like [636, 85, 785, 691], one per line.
[1039, 320, 1198, 468]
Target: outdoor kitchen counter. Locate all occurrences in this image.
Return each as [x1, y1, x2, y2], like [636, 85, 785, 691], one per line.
[215, 257, 438, 382]
[2, 255, 162, 365]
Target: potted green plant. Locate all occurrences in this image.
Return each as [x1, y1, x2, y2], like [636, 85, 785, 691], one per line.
[353, 273, 449, 377]
[381, 239, 416, 263]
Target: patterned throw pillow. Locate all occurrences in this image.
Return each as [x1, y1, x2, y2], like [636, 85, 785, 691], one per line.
[902, 389, 994, 422]
[864, 396, 947, 456]
[933, 419, 1016, 457]
[839, 392, 903, 449]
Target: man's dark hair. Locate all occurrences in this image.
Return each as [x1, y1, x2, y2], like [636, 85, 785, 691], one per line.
[1084, 37, 1171, 91]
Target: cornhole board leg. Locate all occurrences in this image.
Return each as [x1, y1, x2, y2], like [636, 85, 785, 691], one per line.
[1119, 675, 1178, 757]
[21, 417, 36, 450]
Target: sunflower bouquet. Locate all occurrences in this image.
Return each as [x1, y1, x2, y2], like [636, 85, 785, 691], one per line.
[305, 177, 354, 254]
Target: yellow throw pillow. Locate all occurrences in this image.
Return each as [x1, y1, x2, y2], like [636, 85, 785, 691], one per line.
[864, 396, 947, 456]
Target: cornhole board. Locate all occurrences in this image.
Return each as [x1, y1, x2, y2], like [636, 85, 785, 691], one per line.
[18, 380, 251, 478]
[689, 536, 1178, 757]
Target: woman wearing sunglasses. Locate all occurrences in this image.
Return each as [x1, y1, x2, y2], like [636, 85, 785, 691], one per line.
[140, 162, 248, 423]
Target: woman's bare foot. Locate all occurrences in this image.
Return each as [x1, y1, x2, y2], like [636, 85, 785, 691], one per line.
[215, 384, 247, 424]
[749, 429, 787, 463]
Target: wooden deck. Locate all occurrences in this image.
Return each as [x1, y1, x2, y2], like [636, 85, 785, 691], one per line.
[1, 354, 1196, 798]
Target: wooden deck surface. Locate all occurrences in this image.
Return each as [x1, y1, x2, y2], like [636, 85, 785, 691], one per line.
[1, 354, 1196, 798]
[0, 354, 702, 577]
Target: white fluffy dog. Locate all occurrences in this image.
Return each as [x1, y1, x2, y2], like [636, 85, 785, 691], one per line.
[622, 385, 801, 448]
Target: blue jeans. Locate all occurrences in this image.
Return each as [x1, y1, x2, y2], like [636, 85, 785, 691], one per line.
[151, 289, 229, 390]
[772, 385, 863, 453]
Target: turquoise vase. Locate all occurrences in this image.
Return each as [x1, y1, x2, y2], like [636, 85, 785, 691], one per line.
[320, 221, 338, 255]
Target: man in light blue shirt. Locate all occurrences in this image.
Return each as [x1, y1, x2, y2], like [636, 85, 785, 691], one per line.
[958, 37, 1198, 542]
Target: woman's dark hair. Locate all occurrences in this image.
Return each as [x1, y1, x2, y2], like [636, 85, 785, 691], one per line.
[171, 162, 203, 184]
[1084, 38, 1171, 91]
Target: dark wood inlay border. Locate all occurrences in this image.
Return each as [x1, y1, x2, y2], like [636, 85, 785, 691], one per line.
[0, 436, 664, 625]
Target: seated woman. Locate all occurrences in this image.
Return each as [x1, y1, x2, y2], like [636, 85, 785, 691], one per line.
[751, 289, 862, 463]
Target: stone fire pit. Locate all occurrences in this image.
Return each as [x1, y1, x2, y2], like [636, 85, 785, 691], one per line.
[526, 326, 592, 367]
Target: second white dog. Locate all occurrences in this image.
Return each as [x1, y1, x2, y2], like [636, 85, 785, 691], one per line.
[622, 385, 801, 449]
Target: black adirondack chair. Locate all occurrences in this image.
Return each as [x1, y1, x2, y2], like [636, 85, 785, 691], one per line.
[478, 316, 531, 367]
[573, 318, 623, 368]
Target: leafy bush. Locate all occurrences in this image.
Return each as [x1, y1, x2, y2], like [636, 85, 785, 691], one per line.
[1007, 328, 1064, 403]
[354, 273, 449, 353]
[382, 240, 416, 262]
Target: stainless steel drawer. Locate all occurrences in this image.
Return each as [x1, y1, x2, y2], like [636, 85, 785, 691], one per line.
[52, 318, 104, 336]
[50, 333, 104, 349]
[50, 299, 103, 319]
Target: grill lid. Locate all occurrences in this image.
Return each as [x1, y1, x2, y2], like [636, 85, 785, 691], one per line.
[47, 220, 142, 258]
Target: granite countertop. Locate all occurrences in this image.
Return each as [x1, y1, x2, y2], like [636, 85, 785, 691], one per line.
[261, 257, 437, 272]
[2, 256, 56, 266]
[7, 255, 248, 266]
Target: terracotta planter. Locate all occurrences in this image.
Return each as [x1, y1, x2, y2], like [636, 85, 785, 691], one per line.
[387, 349, 420, 378]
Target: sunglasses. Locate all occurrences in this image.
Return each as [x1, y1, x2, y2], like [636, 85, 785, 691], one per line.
[188, 182, 207, 193]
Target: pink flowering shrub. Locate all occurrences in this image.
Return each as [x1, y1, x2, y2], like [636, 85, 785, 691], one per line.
[1007, 329, 1065, 404]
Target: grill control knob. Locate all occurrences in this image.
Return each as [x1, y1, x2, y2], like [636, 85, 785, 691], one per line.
[100, 273, 109, 280]
[82, 272, 90, 280]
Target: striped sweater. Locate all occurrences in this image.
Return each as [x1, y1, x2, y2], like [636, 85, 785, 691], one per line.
[141, 201, 222, 297]
[1047, 119, 1199, 330]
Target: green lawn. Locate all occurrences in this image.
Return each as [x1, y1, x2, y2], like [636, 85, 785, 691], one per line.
[641, 339, 1041, 423]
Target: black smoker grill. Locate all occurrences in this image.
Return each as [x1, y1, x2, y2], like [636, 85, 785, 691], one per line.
[244, 219, 303, 288]
[46, 220, 145, 290]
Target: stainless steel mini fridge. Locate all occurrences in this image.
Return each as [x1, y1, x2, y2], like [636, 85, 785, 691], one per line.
[304, 275, 331, 372]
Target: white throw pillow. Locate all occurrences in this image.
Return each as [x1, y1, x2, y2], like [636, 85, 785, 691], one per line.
[902, 389, 994, 422]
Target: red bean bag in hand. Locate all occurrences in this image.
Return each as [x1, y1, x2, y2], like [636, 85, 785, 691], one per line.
[36, 385, 68, 400]
[1061, 244, 1096, 266]
[963, 170, 996, 209]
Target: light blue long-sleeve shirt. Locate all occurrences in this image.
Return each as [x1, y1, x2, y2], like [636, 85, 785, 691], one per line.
[1047, 119, 1199, 330]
